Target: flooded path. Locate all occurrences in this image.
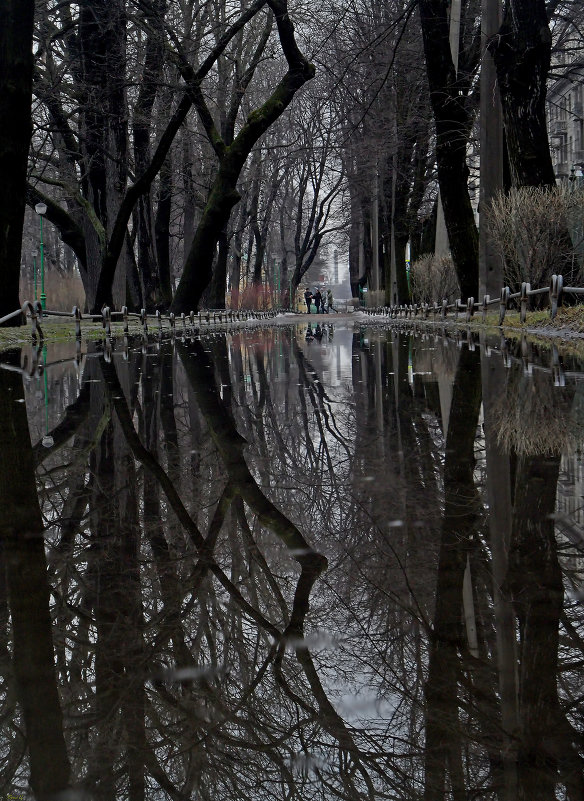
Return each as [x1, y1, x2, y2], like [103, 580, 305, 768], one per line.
[1, 323, 583, 799]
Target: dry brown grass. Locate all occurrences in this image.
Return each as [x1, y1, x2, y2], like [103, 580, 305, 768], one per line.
[20, 271, 86, 311]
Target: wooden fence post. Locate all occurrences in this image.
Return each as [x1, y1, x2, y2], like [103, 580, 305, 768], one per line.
[498, 287, 510, 325]
[520, 282, 530, 323]
[550, 274, 563, 320]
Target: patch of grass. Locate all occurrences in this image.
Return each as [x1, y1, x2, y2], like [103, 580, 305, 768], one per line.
[0, 317, 145, 352]
[465, 305, 584, 357]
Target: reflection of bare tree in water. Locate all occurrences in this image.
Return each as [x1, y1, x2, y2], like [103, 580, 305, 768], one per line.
[487, 361, 584, 799]
[0, 354, 71, 798]
[423, 345, 483, 801]
[2, 330, 584, 799]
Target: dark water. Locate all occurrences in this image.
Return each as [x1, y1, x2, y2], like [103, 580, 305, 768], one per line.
[1, 323, 584, 800]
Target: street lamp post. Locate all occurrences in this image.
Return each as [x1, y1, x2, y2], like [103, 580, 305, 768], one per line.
[31, 250, 38, 301]
[35, 202, 48, 309]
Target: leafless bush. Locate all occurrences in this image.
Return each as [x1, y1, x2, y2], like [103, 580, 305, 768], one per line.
[230, 283, 273, 310]
[365, 289, 385, 307]
[485, 186, 584, 289]
[409, 254, 460, 304]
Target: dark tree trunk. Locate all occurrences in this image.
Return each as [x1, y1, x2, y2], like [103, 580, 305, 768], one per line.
[361, 198, 373, 291]
[0, 0, 35, 322]
[489, 1, 556, 188]
[418, 0, 479, 301]
[134, 0, 168, 311]
[252, 222, 266, 286]
[154, 153, 173, 308]
[78, 0, 130, 310]
[229, 201, 249, 307]
[348, 186, 363, 298]
[208, 226, 230, 308]
[172, 166, 242, 312]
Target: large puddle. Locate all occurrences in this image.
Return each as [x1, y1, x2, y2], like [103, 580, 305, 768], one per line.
[1, 322, 583, 799]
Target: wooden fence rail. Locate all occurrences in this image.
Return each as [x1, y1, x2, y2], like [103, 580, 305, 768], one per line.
[362, 273, 575, 325]
[0, 301, 281, 343]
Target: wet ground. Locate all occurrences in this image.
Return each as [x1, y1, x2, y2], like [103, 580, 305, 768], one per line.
[1, 322, 583, 799]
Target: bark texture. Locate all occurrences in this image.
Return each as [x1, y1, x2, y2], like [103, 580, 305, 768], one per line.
[489, 0, 556, 188]
[418, 0, 479, 301]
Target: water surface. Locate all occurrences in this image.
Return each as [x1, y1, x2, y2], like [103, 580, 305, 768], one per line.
[1, 323, 583, 800]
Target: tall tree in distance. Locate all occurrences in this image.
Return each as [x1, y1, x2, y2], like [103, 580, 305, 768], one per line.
[0, 0, 35, 322]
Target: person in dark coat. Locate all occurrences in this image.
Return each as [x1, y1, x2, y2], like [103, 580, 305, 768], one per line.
[304, 288, 313, 313]
[313, 288, 322, 313]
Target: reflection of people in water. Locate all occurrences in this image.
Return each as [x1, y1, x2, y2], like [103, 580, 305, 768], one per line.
[314, 324, 323, 341]
[305, 324, 314, 341]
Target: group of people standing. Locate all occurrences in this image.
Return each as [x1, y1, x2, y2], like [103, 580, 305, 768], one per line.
[303, 287, 337, 314]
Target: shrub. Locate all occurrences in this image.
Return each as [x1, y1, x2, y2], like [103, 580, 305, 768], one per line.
[231, 283, 273, 311]
[409, 254, 460, 304]
[364, 289, 385, 308]
[485, 186, 584, 289]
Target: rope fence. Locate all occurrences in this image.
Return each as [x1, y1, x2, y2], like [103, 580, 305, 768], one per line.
[362, 273, 574, 325]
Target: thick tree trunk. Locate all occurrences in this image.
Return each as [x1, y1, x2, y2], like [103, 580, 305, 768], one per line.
[229, 201, 249, 307]
[252, 222, 266, 286]
[155, 153, 173, 308]
[134, 0, 168, 311]
[78, 0, 130, 311]
[418, 0, 479, 301]
[489, 1, 556, 188]
[208, 226, 230, 308]
[348, 186, 363, 298]
[172, 167, 242, 312]
[0, 0, 35, 322]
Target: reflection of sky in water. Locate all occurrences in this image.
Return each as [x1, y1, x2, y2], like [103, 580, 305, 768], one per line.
[297, 324, 355, 388]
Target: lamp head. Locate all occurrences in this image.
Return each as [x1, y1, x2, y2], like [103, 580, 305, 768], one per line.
[35, 202, 47, 215]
